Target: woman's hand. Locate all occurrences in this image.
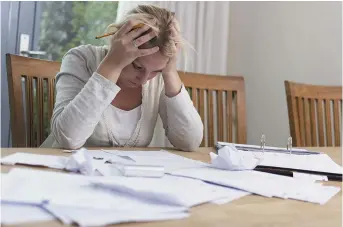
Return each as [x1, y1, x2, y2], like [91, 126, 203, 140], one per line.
[96, 21, 159, 82]
[162, 18, 183, 97]
[162, 19, 181, 75]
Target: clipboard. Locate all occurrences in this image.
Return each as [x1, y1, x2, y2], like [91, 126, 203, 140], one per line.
[216, 135, 343, 182]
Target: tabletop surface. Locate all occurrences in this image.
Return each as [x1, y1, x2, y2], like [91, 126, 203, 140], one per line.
[1, 147, 342, 227]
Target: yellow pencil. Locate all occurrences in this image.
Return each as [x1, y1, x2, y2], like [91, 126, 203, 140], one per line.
[95, 23, 145, 39]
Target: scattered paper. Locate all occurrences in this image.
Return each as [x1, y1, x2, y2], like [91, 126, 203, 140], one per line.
[91, 174, 243, 207]
[64, 148, 98, 175]
[102, 150, 209, 172]
[2, 168, 187, 213]
[211, 145, 263, 170]
[43, 204, 189, 227]
[259, 152, 343, 174]
[293, 172, 328, 182]
[1, 202, 54, 225]
[0, 152, 68, 169]
[170, 167, 341, 204]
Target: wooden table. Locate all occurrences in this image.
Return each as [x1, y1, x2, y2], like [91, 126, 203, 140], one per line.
[1, 147, 342, 227]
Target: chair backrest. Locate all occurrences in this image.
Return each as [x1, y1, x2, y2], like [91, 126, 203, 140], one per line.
[179, 71, 247, 146]
[285, 80, 342, 147]
[6, 54, 61, 147]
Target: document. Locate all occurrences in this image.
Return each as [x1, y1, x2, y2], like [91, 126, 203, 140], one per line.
[293, 172, 328, 182]
[43, 204, 189, 227]
[101, 149, 209, 172]
[259, 152, 342, 174]
[170, 167, 341, 204]
[0, 152, 68, 169]
[91, 174, 243, 207]
[2, 168, 187, 213]
[1, 202, 54, 225]
[1, 151, 114, 176]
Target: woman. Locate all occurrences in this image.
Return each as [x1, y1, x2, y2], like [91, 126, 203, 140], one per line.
[41, 5, 203, 151]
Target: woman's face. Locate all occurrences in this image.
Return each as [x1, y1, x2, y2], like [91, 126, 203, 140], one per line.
[118, 51, 169, 88]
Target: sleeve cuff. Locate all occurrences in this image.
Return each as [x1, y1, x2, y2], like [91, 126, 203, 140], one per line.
[91, 72, 121, 95]
[163, 84, 194, 112]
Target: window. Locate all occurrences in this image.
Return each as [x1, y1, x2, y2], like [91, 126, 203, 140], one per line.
[38, 1, 119, 61]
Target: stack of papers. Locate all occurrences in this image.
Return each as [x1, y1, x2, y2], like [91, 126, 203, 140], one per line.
[2, 168, 188, 226]
[170, 167, 340, 204]
[216, 142, 343, 175]
[1, 147, 342, 226]
[1, 167, 248, 226]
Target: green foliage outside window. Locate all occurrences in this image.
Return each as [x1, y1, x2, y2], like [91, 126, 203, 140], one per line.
[39, 1, 118, 61]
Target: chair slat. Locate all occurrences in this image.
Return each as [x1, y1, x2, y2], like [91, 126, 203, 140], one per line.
[37, 77, 44, 145]
[207, 90, 214, 147]
[333, 99, 340, 146]
[325, 100, 333, 146]
[191, 88, 197, 110]
[48, 78, 55, 120]
[297, 97, 305, 146]
[226, 91, 233, 142]
[310, 99, 317, 146]
[217, 90, 223, 141]
[25, 76, 34, 147]
[304, 98, 312, 146]
[317, 99, 325, 146]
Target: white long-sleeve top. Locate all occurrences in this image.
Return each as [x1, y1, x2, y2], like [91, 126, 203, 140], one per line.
[41, 44, 203, 151]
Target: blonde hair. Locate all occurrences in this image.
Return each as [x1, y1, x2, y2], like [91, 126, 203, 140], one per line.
[106, 5, 186, 58]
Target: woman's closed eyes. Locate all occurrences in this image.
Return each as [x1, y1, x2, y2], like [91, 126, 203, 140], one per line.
[132, 61, 144, 72]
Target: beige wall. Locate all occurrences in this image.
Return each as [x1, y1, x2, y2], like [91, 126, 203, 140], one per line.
[228, 1, 342, 146]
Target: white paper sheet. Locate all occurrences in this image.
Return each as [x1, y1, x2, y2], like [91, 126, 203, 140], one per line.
[259, 152, 343, 174]
[101, 150, 209, 172]
[0, 152, 68, 169]
[1, 202, 54, 224]
[43, 204, 189, 227]
[206, 183, 251, 205]
[2, 168, 187, 213]
[293, 172, 328, 182]
[91, 174, 244, 207]
[170, 167, 341, 204]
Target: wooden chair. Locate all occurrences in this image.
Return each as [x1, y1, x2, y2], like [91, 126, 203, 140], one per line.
[179, 71, 247, 146]
[285, 80, 342, 147]
[6, 54, 61, 147]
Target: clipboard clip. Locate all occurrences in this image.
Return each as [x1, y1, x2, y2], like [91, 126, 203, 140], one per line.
[287, 137, 293, 155]
[260, 134, 266, 154]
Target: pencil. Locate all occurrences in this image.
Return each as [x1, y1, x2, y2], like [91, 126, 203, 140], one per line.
[95, 23, 145, 39]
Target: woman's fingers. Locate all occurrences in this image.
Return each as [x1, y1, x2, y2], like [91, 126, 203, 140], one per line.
[126, 25, 151, 41]
[170, 27, 180, 53]
[170, 27, 179, 39]
[132, 30, 157, 47]
[136, 46, 160, 57]
[116, 20, 140, 37]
